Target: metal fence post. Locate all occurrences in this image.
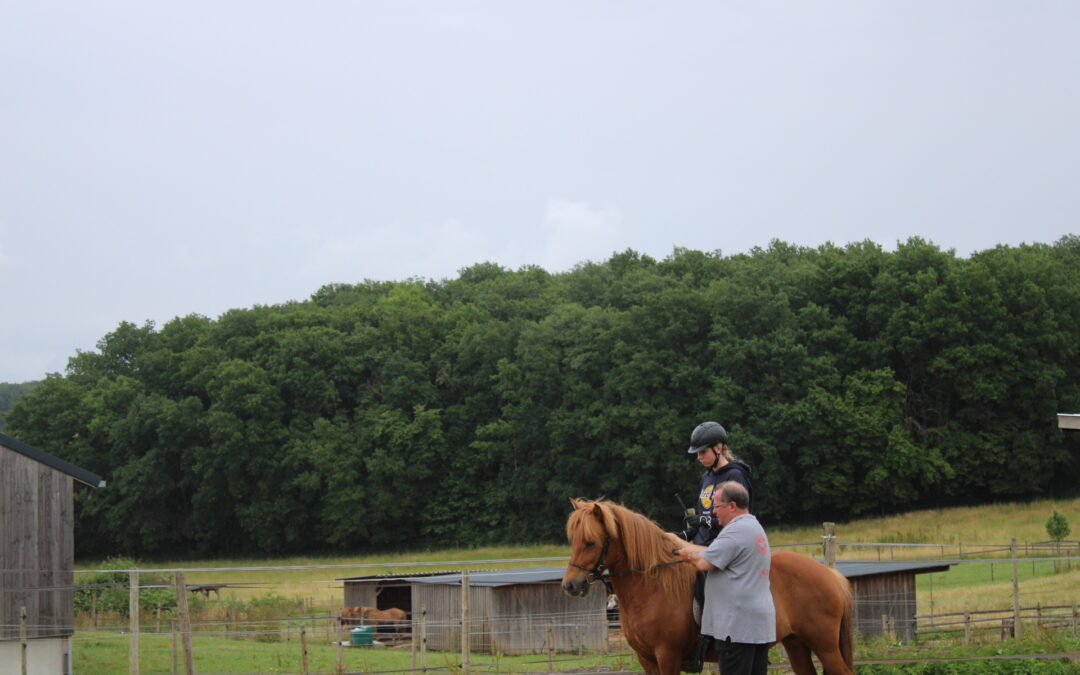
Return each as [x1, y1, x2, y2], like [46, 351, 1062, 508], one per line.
[461, 571, 470, 675]
[130, 570, 140, 675]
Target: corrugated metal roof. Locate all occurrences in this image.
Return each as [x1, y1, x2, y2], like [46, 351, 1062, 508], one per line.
[344, 566, 569, 587]
[835, 560, 955, 578]
[0, 431, 106, 488]
[411, 567, 568, 587]
[342, 561, 954, 586]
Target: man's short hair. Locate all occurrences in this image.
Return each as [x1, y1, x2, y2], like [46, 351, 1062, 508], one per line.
[717, 481, 750, 509]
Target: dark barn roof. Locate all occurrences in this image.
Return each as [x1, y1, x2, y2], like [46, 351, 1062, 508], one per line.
[411, 567, 567, 587]
[0, 432, 105, 488]
[341, 561, 954, 587]
[835, 560, 955, 578]
[342, 567, 567, 587]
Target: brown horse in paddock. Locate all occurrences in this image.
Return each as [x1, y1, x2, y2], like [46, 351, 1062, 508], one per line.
[562, 499, 853, 675]
[339, 606, 408, 632]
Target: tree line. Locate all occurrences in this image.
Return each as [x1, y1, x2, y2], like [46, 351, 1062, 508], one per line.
[6, 237, 1080, 558]
[0, 381, 40, 430]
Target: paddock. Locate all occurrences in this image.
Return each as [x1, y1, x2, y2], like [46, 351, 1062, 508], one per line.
[836, 560, 955, 641]
[342, 567, 608, 654]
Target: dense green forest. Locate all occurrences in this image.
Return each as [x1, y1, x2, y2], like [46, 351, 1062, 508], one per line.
[7, 237, 1080, 558]
[0, 380, 40, 430]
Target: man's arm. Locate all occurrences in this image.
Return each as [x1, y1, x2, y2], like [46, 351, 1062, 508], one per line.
[674, 542, 716, 572]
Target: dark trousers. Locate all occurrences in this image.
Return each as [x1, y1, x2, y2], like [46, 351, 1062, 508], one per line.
[715, 638, 769, 675]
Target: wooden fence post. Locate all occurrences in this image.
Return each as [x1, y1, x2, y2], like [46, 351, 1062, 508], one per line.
[411, 611, 417, 673]
[171, 619, 178, 675]
[964, 613, 971, 645]
[1011, 539, 1021, 639]
[547, 621, 555, 672]
[174, 571, 195, 675]
[130, 570, 140, 675]
[20, 606, 28, 675]
[420, 605, 428, 672]
[461, 571, 470, 675]
[822, 523, 836, 568]
[300, 627, 309, 674]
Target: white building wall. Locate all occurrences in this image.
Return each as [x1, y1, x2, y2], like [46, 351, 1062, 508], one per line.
[0, 637, 70, 675]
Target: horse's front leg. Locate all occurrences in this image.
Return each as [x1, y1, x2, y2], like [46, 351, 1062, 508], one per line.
[654, 646, 686, 675]
[635, 652, 661, 675]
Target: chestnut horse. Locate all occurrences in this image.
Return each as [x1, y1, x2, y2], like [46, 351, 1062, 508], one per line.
[562, 499, 853, 675]
[339, 606, 408, 631]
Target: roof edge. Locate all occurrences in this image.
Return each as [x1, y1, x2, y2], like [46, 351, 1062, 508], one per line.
[0, 432, 106, 488]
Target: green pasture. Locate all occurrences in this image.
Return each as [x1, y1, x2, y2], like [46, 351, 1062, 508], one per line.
[72, 629, 640, 675]
[72, 498, 1080, 672]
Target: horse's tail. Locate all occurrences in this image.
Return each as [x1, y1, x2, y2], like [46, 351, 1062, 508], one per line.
[830, 567, 855, 670]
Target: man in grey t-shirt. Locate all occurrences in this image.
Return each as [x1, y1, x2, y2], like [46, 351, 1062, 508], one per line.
[674, 481, 775, 675]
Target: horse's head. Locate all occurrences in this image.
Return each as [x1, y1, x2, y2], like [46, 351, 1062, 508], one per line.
[562, 498, 620, 597]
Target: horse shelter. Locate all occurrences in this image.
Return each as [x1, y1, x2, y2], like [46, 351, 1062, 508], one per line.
[0, 432, 105, 675]
[836, 559, 955, 641]
[341, 567, 608, 654]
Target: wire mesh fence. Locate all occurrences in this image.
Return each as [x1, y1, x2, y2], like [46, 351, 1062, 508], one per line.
[4, 541, 1080, 673]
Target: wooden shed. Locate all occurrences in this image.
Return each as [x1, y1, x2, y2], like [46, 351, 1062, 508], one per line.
[343, 567, 608, 655]
[836, 560, 954, 641]
[1, 432, 105, 675]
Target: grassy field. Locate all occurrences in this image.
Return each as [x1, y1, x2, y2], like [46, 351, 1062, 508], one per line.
[71, 629, 642, 675]
[77, 496, 1080, 611]
[71, 497, 1080, 673]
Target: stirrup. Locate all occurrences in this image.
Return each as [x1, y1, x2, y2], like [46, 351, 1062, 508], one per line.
[680, 634, 711, 673]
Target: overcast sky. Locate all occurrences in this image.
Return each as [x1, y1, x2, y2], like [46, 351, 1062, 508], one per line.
[2, 1, 1078, 383]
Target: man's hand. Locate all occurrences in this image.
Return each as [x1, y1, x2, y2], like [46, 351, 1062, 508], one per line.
[665, 531, 688, 550]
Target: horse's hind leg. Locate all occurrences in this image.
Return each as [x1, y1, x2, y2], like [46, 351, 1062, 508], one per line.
[781, 639, 817, 675]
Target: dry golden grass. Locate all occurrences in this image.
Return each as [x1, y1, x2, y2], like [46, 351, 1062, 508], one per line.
[769, 496, 1080, 550]
[93, 544, 572, 609]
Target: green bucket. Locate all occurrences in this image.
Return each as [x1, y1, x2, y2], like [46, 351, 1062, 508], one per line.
[350, 626, 373, 646]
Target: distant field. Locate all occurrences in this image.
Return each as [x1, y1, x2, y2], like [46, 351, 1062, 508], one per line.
[77, 496, 1080, 613]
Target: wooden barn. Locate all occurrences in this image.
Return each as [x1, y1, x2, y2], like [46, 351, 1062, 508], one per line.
[836, 560, 955, 641]
[1, 432, 105, 675]
[342, 567, 608, 655]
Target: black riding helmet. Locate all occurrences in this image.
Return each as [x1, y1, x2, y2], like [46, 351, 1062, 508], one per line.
[687, 421, 728, 454]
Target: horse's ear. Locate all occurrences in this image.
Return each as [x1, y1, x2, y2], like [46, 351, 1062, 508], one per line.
[569, 497, 579, 509]
[590, 502, 604, 519]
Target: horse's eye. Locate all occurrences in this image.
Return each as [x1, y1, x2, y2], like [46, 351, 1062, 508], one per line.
[584, 541, 596, 549]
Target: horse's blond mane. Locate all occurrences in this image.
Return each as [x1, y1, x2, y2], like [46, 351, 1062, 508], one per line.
[567, 499, 694, 599]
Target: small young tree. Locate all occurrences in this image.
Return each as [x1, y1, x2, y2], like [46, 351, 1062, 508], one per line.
[1045, 510, 1071, 571]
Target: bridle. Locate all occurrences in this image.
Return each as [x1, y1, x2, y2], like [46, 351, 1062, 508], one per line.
[568, 531, 684, 594]
[568, 531, 620, 593]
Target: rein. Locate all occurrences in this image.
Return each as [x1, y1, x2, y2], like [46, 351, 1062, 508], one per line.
[568, 532, 685, 594]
